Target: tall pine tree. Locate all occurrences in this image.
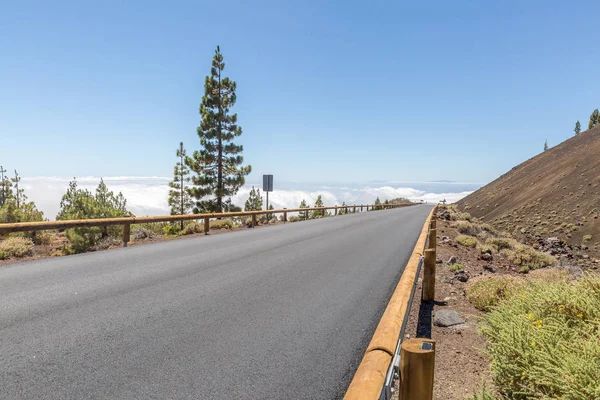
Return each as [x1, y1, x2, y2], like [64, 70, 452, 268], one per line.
[187, 46, 251, 213]
[544, 139, 549, 151]
[11, 170, 24, 208]
[574, 120, 581, 135]
[168, 142, 193, 229]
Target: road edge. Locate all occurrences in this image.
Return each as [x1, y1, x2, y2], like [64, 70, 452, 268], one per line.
[344, 205, 436, 399]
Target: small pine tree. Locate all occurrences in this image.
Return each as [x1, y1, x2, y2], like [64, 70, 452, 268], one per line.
[299, 199, 309, 220]
[374, 196, 381, 210]
[589, 109, 599, 130]
[168, 142, 193, 229]
[11, 170, 24, 207]
[0, 165, 10, 207]
[544, 140, 549, 151]
[574, 120, 581, 135]
[312, 195, 325, 218]
[244, 186, 263, 211]
[187, 46, 251, 213]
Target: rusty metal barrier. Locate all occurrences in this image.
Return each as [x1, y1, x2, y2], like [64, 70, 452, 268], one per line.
[0, 203, 413, 247]
[345, 205, 437, 400]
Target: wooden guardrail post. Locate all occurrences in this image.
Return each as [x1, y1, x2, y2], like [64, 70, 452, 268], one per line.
[428, 228, 437, 250]
[204, 217, 210, 235]
[353, 205, 356, 213]
[122, 224, 130, 247]
[400, 338, 436, 400]
[283, 208, 287, 222]
[360, 205, 363, 212]
[252, 214, 257, 228]
[322, 207, 325, 217]
[423, 248, 436, 301]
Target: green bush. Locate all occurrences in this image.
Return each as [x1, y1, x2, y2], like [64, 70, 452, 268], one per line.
[289, 216, 299, 222]
[0, 237, 34, 259]
[467, 276, 524, 311]
[455, 221, 480, 236]
[583, 234, 593, 242]
[163, 224, 181, 236]
[486, 237, 518, 251]
[448, 263, 464, 272]
[210, 219, 234, 230]
[456, 235, 478, 248]
[468, 385, 497, 400]
[505, 245, 556, 269]
[480, 275, 600, 399]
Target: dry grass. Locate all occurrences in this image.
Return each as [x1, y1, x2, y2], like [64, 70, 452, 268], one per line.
[0, 237, 34, 259]
[466, 276, 524, 311]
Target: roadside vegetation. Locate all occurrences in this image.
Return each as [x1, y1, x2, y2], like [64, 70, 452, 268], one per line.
[437, 205, 600, 399]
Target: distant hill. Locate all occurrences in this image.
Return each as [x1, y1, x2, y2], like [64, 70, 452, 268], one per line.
[457, 125, 600, 258]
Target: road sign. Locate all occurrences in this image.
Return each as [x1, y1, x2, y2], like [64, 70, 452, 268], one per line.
[263, 175, 273, 192]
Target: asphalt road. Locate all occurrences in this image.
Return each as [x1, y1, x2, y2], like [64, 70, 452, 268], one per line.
[0, 204, 433, 400]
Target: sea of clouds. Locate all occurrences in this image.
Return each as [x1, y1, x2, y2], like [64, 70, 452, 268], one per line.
[20, 176, 479, 220]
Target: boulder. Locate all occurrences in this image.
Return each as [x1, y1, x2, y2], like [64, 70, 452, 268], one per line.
[433, 310, 465, 327]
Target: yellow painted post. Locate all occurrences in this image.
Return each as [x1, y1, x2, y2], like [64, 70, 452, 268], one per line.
[122, 224, 130, 247]
[400, 338, 436, 400]
[252, 214, 257, 228]
[204, 217, 210, 235]
[423, 249, 436, 301]
[283, 208, 287, 222]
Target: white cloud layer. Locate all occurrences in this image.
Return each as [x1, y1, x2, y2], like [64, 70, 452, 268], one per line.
[21, 177, 473, 220]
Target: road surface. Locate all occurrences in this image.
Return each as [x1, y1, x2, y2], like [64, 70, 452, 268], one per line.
[0, 205, 433, 399]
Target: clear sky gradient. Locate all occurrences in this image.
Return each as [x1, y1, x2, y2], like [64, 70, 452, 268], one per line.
[1, 0, 598, 184]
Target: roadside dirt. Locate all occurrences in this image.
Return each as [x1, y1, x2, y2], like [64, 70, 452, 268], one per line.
[398, 217, 492, 400]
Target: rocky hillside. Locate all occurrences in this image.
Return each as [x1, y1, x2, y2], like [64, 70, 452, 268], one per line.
[457, 125, 600, 261]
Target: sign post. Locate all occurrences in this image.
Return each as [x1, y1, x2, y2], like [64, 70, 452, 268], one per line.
[263, 174, 273, 220]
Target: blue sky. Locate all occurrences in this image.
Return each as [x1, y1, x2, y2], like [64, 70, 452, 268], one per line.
[1, 0, 598, 185]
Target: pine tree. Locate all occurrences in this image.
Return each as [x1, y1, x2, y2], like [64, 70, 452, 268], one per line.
[187, 46, 252, 213]
[374, 196, 381, 210]
[589, 109, 599, 130]
[312, 195, 325, 218]
[244, 186, 263, 211]
[544, 140, 549, 151]
[168, 142, 193, 229]
[574, 120, 581, 135]
[11, 170, 25, 209]
[299, 199, 309, 220]
[0, 166, 13, 207]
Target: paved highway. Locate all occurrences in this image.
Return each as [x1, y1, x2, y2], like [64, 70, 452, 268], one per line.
[0, 205, 433, 399]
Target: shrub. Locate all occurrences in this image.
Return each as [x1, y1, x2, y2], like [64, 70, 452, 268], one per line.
[459, 212, 472, 221]
[506, 245, 556, 269]
[583, 234, 593, 241]
[456, 235, 478, 248]
[132, 227, 157, 241]
[468, 385, 497, 400]
[519, 266, 530, 274]
[455, 221, 480, 236]
[448, 263, 464, 272]
[466, 276, 524, 311]
[162, 224, 181, 236]
[210, 219, 234, 230]
[486, 237, 518, 251]
[479, 223, 500, 237]
[181, 221, 203, 235]
[289, 216, 299, 223]
[479, 276, 600, 399]
[91, 237, 121, 251]
[0, 237, 34, 259]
